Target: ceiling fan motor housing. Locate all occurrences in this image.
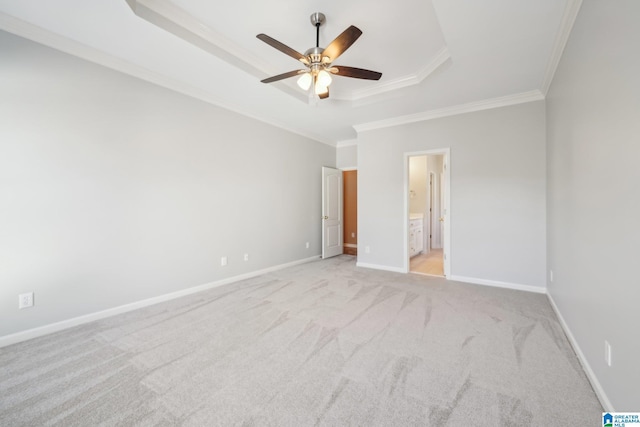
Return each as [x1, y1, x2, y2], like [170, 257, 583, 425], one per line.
[304, 47, 326, 70]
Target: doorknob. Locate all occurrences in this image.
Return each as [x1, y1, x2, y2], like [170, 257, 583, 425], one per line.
[439, 217, 444, 222]
[323, 216, 328, 219]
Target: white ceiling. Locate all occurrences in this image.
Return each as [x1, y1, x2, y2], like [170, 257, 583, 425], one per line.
[0, 0, 580, 145]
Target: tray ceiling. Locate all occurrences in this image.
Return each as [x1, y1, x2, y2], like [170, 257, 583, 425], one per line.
[0, 0, 581, 144]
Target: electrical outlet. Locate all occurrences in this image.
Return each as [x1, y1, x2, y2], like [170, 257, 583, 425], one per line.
[365, 246, 370, 254]
[605, 340, 612, 366]
[220, 256, 227, 266]
[305, 242, 310, 249]
[19, 292, 34, 309]
[549, 270, 554, 282]
[243, 253, 249, 262]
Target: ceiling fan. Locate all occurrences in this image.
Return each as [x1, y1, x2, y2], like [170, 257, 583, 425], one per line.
[257, 12, 382, 99]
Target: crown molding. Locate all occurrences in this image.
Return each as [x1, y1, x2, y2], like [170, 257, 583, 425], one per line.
[353, 90, 545, 133]
[127, 0, 449, 104]
[342, 47, 450, 101]
[126, 0, 269, 79]
[336, 139, 358, 148]
[540, 0, 583, 95]
[0, 12, 333, 146]
[125, 0, 307, 103]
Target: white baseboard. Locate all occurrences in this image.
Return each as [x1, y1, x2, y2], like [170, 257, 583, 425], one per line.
[546, 293, 614, 412]
[356, 262, 406, 273]
[344, 243, 357, 248]
[448, 275, 546, 294]
[0, 255, 321, 348]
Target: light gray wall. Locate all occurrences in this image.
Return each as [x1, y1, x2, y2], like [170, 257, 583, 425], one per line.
[358, 101, 546, 287]
[546, 0, 640, 410]
[0, 31, 334, 337]
[336, 144, 357, 169]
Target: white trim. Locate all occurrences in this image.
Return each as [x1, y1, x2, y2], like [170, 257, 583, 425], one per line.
[546, 293, 615, 411]
[340, 167, 357, 172]
[540, 0, 583, 94]
[410, 271, 443, 278]
[404, 149, 451, 277]
[0, 13, 333, 147]
[0, 255, 320, 348]
[346, 47, 450, 101]
[448, 275, 546, 294]
[415, 48, 451, 82]
[125, 0, 315, 106]
[129, 0, 450, 104]
[336, 139, 358, 148]
[2, 2, 449, 109]
[354, 90, 545, 133]
[127, 0, 452, 104]
[127, 0, 272, 78]
[356, 262, 405, 274]
[344, 243, 357, 248]
[403, 154, 410, 273]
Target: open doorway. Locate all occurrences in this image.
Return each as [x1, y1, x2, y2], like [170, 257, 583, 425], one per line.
[343, 169, 357, 256]
[321, 167, 357, 258]
[405, 150, 450, 277]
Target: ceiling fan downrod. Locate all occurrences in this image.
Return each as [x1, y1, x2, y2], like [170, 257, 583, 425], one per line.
[304, 13, 326, 69]
[310, 12, 326, 48]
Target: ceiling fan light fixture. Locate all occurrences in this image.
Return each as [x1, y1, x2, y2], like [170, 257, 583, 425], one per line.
[297, 72, 312, 90]
[314, 81, 329, 96]
[316, 69, 332, 87]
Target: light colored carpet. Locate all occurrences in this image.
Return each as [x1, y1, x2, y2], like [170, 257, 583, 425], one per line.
[0, 255, 602, 426]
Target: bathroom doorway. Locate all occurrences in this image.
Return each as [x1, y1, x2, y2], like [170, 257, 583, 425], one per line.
[405, 149, 450, 277]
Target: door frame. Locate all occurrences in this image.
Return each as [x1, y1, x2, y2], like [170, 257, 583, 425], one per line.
[427, 171, 435, 253]
[403, 148, 451, 277]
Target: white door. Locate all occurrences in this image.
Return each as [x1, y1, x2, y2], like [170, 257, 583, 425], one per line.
[322, 166, 343, 259]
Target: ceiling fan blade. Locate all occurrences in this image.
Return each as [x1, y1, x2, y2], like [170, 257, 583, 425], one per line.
[330, 66, 382, 80]
[321, 26, 362, 63]
[257, 34, 309, 65]
[318, 87, 329, 99]
[261, 70, 305, 84]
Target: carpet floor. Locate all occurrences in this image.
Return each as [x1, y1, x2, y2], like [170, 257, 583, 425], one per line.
[0, 255, 602, 426]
